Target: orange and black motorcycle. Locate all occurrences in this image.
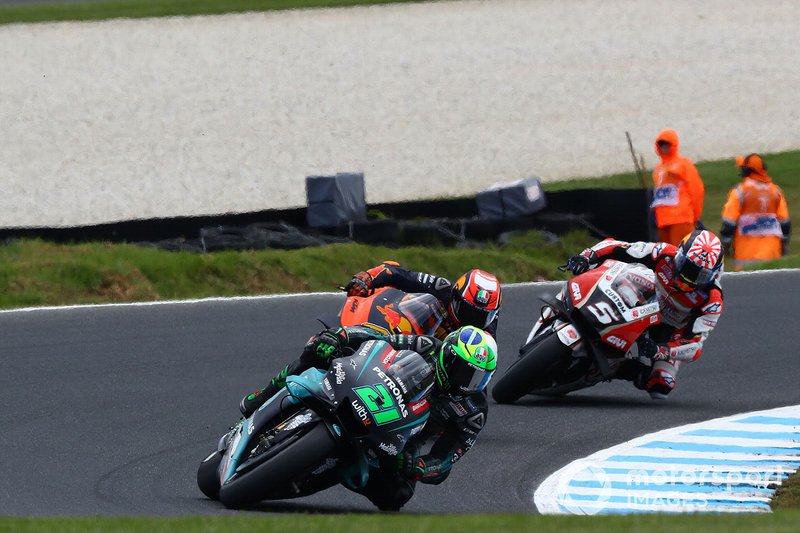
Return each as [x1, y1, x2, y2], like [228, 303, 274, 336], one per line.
[319, 287, 450, 339]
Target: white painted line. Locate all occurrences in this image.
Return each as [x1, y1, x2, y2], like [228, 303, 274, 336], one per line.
[0, 267, 796, 316]
[0, 291, 345, 314]
[535, 405, 800, 515]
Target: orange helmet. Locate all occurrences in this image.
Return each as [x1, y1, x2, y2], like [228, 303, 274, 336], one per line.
[449, 269, 502, 328]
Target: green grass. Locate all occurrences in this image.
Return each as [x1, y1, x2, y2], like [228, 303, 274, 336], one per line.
[0, 230, 591, 309]
[0, 0, 428, 25]
[3, 512, 800, 532]
[772, 472, 800, 511]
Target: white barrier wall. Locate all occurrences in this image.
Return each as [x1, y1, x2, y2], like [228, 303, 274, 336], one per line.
[1, 0, 799, 227]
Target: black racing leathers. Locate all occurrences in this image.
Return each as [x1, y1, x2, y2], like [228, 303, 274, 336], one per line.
[410, 389, 488, 484]
[357, 387, 488, 511]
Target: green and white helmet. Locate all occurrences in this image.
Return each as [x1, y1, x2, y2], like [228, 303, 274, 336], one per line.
[435, 326, 498, 395]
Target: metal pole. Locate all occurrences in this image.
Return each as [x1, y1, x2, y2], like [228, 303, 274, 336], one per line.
[626, 131, 647, 189]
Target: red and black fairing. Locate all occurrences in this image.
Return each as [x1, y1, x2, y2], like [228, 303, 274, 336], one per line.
[491, 260, 664, 402]
[566, 260, 661, 354]
[530, 260, 660, 383]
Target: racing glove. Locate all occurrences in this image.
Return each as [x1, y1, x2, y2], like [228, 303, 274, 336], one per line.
[636, 335, 669, 362]
[310, 328, 348, 360]
[344, 271, 374, 297]
[720, 221, 736, 257]
[397, 451, 425, 481]
[567, 250, 597, 275]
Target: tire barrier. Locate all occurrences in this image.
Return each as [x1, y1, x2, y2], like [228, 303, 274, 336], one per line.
[0, 189, 653, 251]
[138, 222, 342, 253]
[198, 223, 332, 252]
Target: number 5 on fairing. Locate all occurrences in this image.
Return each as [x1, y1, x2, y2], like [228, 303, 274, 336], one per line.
[586, 302, 618, 324]
[353, 384, 401, 424]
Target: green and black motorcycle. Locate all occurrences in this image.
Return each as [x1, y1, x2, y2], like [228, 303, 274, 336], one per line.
[197, 339, 434, 509]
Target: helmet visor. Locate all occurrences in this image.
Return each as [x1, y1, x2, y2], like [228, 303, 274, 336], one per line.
[446, 353, 495, 394]
[674, 255, 715, 289]
[452, 299, 498, 328]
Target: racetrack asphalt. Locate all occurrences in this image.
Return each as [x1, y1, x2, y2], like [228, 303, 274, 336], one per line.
[2, 271, 799, 515]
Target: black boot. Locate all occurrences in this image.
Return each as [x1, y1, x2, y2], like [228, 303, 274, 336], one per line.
[239, 362, 299, 417]
[239, 386, 271, 417]
[615, 360, 650, 390]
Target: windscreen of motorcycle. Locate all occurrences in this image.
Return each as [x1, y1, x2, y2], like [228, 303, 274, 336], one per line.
[610, 263, 658, 308]
[341, 289, 446, 336]
[393, 293, 446, 335]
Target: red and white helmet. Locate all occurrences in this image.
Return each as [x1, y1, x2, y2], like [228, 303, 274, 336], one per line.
[449, 269, 502, 328]
[673, 230, 724, 291]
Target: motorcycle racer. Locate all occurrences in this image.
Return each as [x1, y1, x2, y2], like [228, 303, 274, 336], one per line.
[240, 324, 497, 510]
[344, 262, 502, 339]
[565, 230, 725, 399]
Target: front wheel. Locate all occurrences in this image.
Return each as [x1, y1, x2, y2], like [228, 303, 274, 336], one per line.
[197, 449, 224, 500]
[218, 420, 337, 508]
[491, 330, 571, 404]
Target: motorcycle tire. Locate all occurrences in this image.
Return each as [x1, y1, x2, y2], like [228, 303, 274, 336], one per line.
[491, 330, 571, 404]
[197, 449, 224, 500]
[218, 420, 337, 508]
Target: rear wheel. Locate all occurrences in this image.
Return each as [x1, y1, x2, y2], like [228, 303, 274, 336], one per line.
[218, 420, 337, 508]
[491, 330, 572, 404]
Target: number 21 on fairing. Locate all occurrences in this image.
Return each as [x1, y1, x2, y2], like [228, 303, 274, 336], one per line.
[353, 384, 401, 425]
[586, 302, 618, 324]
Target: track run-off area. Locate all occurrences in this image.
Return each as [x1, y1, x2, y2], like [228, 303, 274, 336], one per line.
[1, 270, 799, 515]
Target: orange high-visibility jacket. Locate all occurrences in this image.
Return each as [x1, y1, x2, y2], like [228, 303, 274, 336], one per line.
[651, 130, 704, 228]
[721, 173, 790, 261]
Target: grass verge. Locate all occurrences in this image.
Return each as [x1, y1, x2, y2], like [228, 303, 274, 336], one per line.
[772, 472, 800, 510]
[4, 512, 800, 532]
[0, 230, 591, 309]
[0, 0, 427, 25]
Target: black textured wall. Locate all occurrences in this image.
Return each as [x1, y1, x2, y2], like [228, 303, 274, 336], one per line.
[0, 189, 654, 247]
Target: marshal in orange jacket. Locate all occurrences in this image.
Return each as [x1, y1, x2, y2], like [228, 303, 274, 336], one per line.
[651, 129, 705, 244]
[720, 153, 791, 269]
